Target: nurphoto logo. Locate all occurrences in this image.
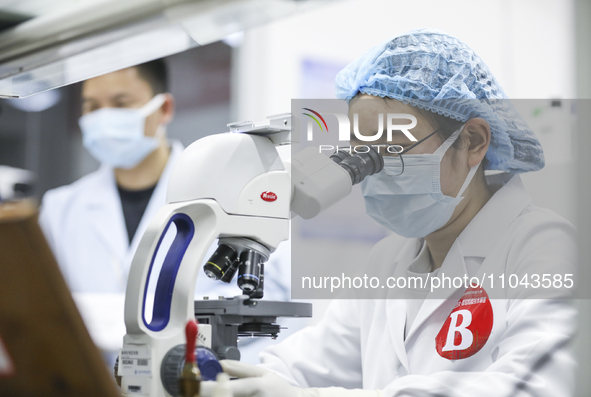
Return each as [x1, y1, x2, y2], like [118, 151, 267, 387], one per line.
[301, 107, 419, 154]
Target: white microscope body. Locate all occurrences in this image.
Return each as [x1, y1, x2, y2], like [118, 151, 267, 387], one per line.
[119, 114, 382, 396]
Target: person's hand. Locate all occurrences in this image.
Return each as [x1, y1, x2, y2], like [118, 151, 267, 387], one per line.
[200, 360, 383, 397]
[199, 360, 309, 397]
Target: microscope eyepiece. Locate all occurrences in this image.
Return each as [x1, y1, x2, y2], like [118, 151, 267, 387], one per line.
[330, 146, 384, 185]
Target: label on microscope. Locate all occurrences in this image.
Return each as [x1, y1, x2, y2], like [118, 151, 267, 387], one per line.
[198, 323, 212, 348]
[118, 345, 152, 377]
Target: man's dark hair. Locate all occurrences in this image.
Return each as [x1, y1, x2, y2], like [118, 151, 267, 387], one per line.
[135, 59, 169, 95]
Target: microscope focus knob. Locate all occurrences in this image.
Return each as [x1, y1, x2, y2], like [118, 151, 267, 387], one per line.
[217, 346, 241, 361]
[161, 345, 223, 396]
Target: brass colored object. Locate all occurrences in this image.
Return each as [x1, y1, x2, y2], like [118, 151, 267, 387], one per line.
[179, 319, 201, 396]
[178, 361, 201, 397]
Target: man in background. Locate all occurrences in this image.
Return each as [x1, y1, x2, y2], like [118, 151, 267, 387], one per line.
[40, 60, 178, 292]
[39, 59, 292, 363]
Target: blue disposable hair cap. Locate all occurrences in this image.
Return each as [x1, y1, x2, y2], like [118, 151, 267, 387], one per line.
[335, 28, 544, 173]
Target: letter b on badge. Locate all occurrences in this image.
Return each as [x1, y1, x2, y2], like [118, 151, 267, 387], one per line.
[442, 310, 473, 351]
[436, 287, 493, 360]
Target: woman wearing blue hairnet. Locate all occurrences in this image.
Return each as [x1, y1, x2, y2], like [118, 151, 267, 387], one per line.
[201, 29, 576, 397]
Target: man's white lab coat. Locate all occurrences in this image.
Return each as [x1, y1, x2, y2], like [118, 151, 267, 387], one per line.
[39, 141, 185, 293]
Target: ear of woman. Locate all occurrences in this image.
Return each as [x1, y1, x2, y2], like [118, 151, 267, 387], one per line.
[463, 118, 491, 168]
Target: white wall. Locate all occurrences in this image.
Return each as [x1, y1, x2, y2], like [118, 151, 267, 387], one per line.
[234, 0, 575, 122]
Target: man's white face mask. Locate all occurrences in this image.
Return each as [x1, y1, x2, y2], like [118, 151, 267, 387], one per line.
[79, 94, 166, 169]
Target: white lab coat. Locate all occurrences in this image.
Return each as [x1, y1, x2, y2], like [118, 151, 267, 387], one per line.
[260, 173, 577, 396]
[39, 140, 293, 360]
[39, 141, 186, 293]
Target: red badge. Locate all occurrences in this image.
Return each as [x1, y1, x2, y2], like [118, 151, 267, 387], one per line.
[260, 191, 277, 202]
[435, 286, 493, 360]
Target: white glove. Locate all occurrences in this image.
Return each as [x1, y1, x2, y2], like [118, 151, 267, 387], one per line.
[200, 360, 383, 397]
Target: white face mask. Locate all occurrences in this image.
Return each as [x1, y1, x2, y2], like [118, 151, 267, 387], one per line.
[361, 125, 480, 238]
[79, 94, 166, 169]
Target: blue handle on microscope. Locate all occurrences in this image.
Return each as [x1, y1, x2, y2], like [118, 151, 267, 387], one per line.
[142, 213, 195, 332]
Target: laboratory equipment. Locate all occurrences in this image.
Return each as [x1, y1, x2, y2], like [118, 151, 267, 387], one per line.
[119, 113, 383, 396]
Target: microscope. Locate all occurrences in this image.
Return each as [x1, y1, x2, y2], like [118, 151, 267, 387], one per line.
[118, 114, 383, 396]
